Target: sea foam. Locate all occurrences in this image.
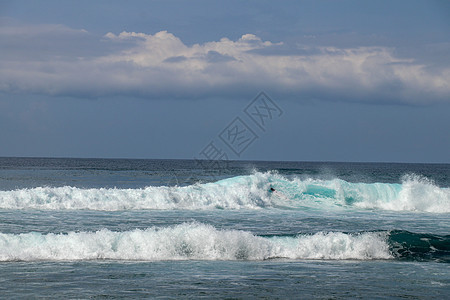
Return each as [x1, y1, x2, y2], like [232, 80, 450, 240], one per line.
[0, 223, 392, 262]
[0, 172, 448, 212]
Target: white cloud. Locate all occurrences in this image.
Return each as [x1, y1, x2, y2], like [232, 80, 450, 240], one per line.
[0, 23, 449, 104]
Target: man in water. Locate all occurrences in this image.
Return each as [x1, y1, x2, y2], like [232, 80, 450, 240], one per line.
[269, 187, 287, 200]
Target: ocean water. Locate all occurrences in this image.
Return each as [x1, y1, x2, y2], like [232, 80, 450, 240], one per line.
[0, 158, 448, 298]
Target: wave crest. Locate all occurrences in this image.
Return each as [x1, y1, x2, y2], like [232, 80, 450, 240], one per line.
[0, 223, 391, 262]
[0, 172, 448, 212]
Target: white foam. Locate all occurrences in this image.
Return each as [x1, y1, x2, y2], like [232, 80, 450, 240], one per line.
[0, 175, 273, 210]
[0, 172, 448, 212]
[0, 223, 392, 262]
[350, 174, 450, 213]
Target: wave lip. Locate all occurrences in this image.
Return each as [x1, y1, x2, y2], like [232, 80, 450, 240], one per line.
[349, 174, 450, 213]
[0, 172, 448, 212]
[0, 223, 392, 262]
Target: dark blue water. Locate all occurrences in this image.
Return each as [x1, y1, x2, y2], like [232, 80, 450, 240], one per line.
[0, 158, 449, 298]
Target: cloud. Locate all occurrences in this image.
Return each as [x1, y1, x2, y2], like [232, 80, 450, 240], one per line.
[0, 21, 449, 104]
[205, 51, 236, 63]
[163, 56, 188, 63]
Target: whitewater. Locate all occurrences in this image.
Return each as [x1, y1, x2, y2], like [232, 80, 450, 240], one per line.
[0, 158, 448, 298]
[0, 223, 392, 262]
[1, 172, 448, 212]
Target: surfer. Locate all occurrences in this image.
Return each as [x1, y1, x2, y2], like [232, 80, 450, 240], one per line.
[269, 186, 288, 201]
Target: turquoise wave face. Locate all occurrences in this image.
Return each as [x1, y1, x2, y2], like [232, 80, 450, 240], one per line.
[222, 172, 449, 213]
[0, 172, 448, 212]
[388, 230, 450, 263]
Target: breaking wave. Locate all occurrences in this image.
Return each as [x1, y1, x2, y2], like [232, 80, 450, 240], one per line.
[0, 223, 392, 262]
[0, 172, 448, 212]
[2, 223, 447, 262]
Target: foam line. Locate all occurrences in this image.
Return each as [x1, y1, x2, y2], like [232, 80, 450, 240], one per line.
[0, 223, 392, 262]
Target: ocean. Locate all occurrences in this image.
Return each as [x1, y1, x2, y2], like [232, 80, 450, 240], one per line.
[0, 157, 448, 298]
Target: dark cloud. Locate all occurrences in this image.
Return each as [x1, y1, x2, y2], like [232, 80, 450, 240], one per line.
[205, 51, 236, 63]
[163, 56, 188, 63]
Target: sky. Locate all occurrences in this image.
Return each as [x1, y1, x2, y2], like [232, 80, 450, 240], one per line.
[0, 0, 449, 163]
